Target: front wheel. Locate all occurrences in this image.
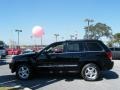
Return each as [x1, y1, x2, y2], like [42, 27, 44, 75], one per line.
[81, 63, 100, 81]
[16, 64, 32, 80]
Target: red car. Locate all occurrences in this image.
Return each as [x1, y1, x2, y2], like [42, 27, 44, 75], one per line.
[7, 48, 21, 55]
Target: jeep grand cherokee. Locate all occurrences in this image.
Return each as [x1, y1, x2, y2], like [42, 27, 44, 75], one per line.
[9, 40, 114, 81]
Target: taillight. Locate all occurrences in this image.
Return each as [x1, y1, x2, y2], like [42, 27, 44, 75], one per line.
[106, 51, 112, 60]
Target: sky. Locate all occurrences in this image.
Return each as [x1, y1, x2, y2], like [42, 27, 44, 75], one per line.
[0, 0, 120, 45]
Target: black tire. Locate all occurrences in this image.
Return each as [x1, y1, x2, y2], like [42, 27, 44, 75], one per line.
[16, 64, 32, 80]
[81, 63, 100, 81]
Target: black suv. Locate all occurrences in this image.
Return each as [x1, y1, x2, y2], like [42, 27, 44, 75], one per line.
[9, 40, 114, 81]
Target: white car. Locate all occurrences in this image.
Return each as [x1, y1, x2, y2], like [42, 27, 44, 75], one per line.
[0, 47, 7, 59]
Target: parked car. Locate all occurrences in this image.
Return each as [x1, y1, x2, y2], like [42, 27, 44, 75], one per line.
[109, 47, 120, 60]
[7, 48, 21, 55]
[9, 40, 114, 81]
[0, 47, 7, 59]
[0, 41, 7, 59]
[22, 49, 34, 54]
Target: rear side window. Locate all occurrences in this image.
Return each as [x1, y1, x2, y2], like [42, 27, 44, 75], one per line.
[85, 42, 103, 51]
[67, 42, 84, 52]
[79, 43, 84, 51]
[67, 43, 79, 52]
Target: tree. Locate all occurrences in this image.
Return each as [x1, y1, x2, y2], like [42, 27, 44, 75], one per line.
[84, 23, 112, 40]
[113, 33, 120, 47]
[106, 33, 120, 47]
[113, 33, 120, 41]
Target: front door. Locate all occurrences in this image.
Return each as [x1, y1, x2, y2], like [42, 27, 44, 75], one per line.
[36, 42, 71, 72]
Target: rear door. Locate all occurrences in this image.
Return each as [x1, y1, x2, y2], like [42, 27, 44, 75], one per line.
[65, 41, 85, 70]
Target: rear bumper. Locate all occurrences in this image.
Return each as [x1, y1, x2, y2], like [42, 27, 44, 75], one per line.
[102, 61, 114, 70]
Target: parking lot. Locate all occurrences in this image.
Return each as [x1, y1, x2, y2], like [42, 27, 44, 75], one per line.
[0, 56, 120, 90]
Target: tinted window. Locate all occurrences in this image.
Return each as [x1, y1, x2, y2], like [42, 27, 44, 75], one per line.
[79, 43, 84, 51]
[46, 43, 64, 53]
[67, 42, 84, 52]
[86, 42, 103, 51]
[53, 44, 64, 53]
[67, 43, 79, 52]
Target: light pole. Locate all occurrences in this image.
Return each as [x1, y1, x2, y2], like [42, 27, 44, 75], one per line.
[75, 33, 78, 40]
[84, 19, 94, 39]
[70, 35, 74, 40]
[30, 36, 34, 48]
[61, 37, 64, 41]
[15, 30, 22, 46]
[54, 34, 59, 42]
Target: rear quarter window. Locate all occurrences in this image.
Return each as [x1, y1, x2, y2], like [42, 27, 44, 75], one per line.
[85, 42, 103, 51]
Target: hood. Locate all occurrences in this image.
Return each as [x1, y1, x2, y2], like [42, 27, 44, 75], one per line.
[13, 52, 37, 60]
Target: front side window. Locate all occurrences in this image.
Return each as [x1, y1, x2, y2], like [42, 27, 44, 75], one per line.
[46, 43, 64, 53]
[109, 48, 114, 51]
[85, 42, 103, 51]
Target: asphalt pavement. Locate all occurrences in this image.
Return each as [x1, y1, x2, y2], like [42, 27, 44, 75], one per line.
[0, 56, 120, 90]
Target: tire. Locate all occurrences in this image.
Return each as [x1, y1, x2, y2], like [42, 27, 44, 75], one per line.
[16, 64, 32, 80]
[81, 63, 100, 81]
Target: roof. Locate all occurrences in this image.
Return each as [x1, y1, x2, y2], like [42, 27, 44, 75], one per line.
[66, 39, 101, 42]
[53, 39, 102, 44]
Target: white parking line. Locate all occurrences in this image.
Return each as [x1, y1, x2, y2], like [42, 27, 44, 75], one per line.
[30, 83, 42, 89]
[0, 79, 17, 85]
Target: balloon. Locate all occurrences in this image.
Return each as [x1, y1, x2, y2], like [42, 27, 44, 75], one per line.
[32, 26, 44, 37]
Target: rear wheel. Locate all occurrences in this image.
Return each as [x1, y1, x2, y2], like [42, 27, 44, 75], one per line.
[81, 63, 100, 81]
[16, 64, 32, 80]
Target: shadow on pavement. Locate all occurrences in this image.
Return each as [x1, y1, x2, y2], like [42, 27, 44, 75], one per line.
[101, 71, 119, 80]
[0, 73, 81, 90]
[0, 71, 119, 90]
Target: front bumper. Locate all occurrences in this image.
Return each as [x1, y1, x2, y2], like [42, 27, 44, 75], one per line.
[9, 63, 15, 73]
